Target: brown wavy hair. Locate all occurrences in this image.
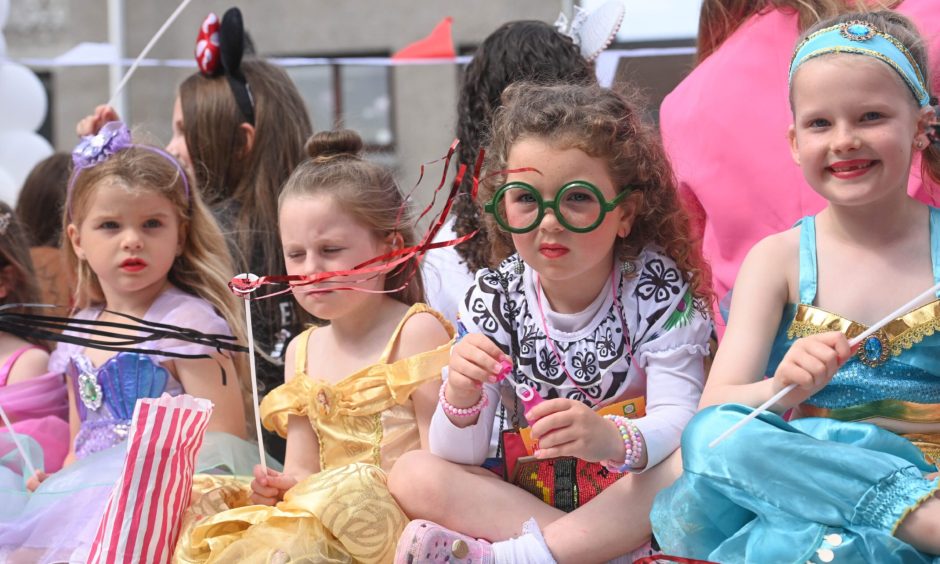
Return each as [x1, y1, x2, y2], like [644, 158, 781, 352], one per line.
[179, 58, 313, 333]
[481, 82, 714, 305]
[794, 10, 940, 185]
[696, 0, 898, 63]
[64, 146, 250, 395]
[279, 129, 425, 306]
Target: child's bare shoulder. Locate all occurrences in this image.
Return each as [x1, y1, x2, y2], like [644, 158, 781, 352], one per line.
[396, 310, 452, 358]
[401, 311, 450, 346]
[283, 327, 316, 383]
[744, 227, 800, 270]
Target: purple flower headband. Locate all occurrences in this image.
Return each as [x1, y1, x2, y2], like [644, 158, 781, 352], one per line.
[66, 121, 191, 219]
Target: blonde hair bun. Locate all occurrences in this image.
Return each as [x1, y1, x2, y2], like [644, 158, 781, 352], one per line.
[305, 129, 364, 162]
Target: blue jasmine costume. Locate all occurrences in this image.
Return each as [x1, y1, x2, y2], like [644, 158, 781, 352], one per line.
[651, 209, 940, 563]
[652, 21, 940, 563]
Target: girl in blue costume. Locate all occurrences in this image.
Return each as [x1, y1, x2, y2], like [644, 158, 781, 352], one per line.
[0, 121, 264, 563]
[652, 11, 940, 563]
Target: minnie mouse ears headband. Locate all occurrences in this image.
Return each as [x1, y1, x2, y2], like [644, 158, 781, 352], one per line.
[195, 7, 256, 125]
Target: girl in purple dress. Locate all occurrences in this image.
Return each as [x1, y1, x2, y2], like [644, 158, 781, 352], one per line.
[0, 122, 262, 563]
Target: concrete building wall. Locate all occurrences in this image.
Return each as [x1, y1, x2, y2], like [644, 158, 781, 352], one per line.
[5, 0, 558, 211]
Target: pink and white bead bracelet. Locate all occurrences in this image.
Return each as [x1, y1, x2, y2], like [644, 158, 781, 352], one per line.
[603, 415, 644, 473]
[439, 382, 489, 418]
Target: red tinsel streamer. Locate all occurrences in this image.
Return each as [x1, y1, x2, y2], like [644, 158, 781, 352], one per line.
[230, 141, 484, 300]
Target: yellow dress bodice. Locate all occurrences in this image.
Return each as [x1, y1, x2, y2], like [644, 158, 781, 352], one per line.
[260, 303, 453, 472]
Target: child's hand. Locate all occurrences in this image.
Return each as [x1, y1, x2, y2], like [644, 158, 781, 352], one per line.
[527, 399, 623, 463]
[76, 105, 121, 137]
[249, 465, 297, 506]
[773, 331, 851, 409]
[446, 333, 508, 407]
[26, 469, 48, 492]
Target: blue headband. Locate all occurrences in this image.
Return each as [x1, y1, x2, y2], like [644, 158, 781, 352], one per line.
[789, 21, 930, 107]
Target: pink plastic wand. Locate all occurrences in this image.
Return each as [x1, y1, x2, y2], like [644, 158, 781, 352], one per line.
[494, 359, 544, 415]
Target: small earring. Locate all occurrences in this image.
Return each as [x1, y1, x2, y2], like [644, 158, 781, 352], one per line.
[620, 260, 636, 275]
[514, 257, 525, 276]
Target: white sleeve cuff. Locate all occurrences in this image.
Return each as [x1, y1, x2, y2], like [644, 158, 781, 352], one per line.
[428, 383, 501, 465]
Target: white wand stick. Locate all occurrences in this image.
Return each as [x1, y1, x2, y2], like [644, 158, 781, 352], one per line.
[709, 279, 940, 448]
[0, 401, 38, 477]
[106, 0, 195, 107]
[234, 273, 267, 472]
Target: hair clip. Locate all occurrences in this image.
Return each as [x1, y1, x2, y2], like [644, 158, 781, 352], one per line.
[72, 121, 132, 170]
[0, 212, 12, 236]
[554, 0, 626, 62]
[66, 121, 191, 218]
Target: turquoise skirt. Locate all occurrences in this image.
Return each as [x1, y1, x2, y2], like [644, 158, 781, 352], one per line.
[651, 404, 940, 563]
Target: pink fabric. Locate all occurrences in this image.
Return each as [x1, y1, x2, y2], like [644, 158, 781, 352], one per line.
[0, 346, 37, 385]
[0, 347, 69, 472]
[660, 3, 940, 336]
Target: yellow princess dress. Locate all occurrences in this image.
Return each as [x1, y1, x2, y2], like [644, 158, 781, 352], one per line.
[175, 304, 453, 563]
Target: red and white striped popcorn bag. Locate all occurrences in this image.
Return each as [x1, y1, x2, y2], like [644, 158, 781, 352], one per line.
[87, 394, 213, 564]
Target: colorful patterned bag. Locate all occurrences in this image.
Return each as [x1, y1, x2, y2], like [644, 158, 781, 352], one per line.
[500, 397, 644, 512]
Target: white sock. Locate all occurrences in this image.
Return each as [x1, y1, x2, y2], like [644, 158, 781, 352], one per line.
[491, 518, 557, 564]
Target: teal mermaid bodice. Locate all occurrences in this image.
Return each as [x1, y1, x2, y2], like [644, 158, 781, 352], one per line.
[765, 208, 940, 435]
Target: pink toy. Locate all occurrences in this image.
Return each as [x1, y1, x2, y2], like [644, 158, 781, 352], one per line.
[494, 359, 544, 415]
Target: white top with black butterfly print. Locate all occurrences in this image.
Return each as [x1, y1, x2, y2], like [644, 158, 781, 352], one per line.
[429, 246, 711, 470]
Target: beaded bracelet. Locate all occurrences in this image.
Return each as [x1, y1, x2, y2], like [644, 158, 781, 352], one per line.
[603, 415, 644, 473]
[439, 381, 489, 418]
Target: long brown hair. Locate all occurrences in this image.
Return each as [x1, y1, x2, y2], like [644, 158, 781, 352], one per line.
[696, 0, 898, 63]
[179, 58, 311, 280]
[16, 152, 71, 247]
[0, 200, 45, 347]
[63, 147, 249, 391]
[279, 129, 425, 306]
[482, 82, 713, 305]
[795, 10, 940, 185]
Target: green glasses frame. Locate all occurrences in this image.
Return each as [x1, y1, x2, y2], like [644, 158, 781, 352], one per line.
[483, 180, 630, 234]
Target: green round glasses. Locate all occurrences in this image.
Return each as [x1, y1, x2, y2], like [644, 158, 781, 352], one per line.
[483, 181, 630, 234]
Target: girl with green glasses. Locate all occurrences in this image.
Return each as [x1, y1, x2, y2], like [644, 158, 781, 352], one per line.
[390, 82, 713, 564]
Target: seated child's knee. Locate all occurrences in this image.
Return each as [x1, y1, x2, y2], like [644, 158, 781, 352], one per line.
[680, 404, 752, 455]
[387, 450, 444, 501]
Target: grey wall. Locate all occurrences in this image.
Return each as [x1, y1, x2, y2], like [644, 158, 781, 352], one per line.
[6, 0, 557, 213]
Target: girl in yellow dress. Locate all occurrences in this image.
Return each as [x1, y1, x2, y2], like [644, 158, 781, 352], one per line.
[176, 129, 453, 563]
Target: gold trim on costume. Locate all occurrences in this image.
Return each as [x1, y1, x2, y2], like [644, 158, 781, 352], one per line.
[787, 300, 940, 364]
[799, 400, 940, 424]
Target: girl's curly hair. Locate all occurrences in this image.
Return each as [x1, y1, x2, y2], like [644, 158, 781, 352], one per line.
[453, 20, 595, 274]
[481, 82, 714, 305]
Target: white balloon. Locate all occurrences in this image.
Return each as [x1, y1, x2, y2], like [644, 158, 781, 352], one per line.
[0, 167, 16, 205]
[0, 63, 48, 132]
[0, 130, 53, 189]
[0, 0, 9, 30]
